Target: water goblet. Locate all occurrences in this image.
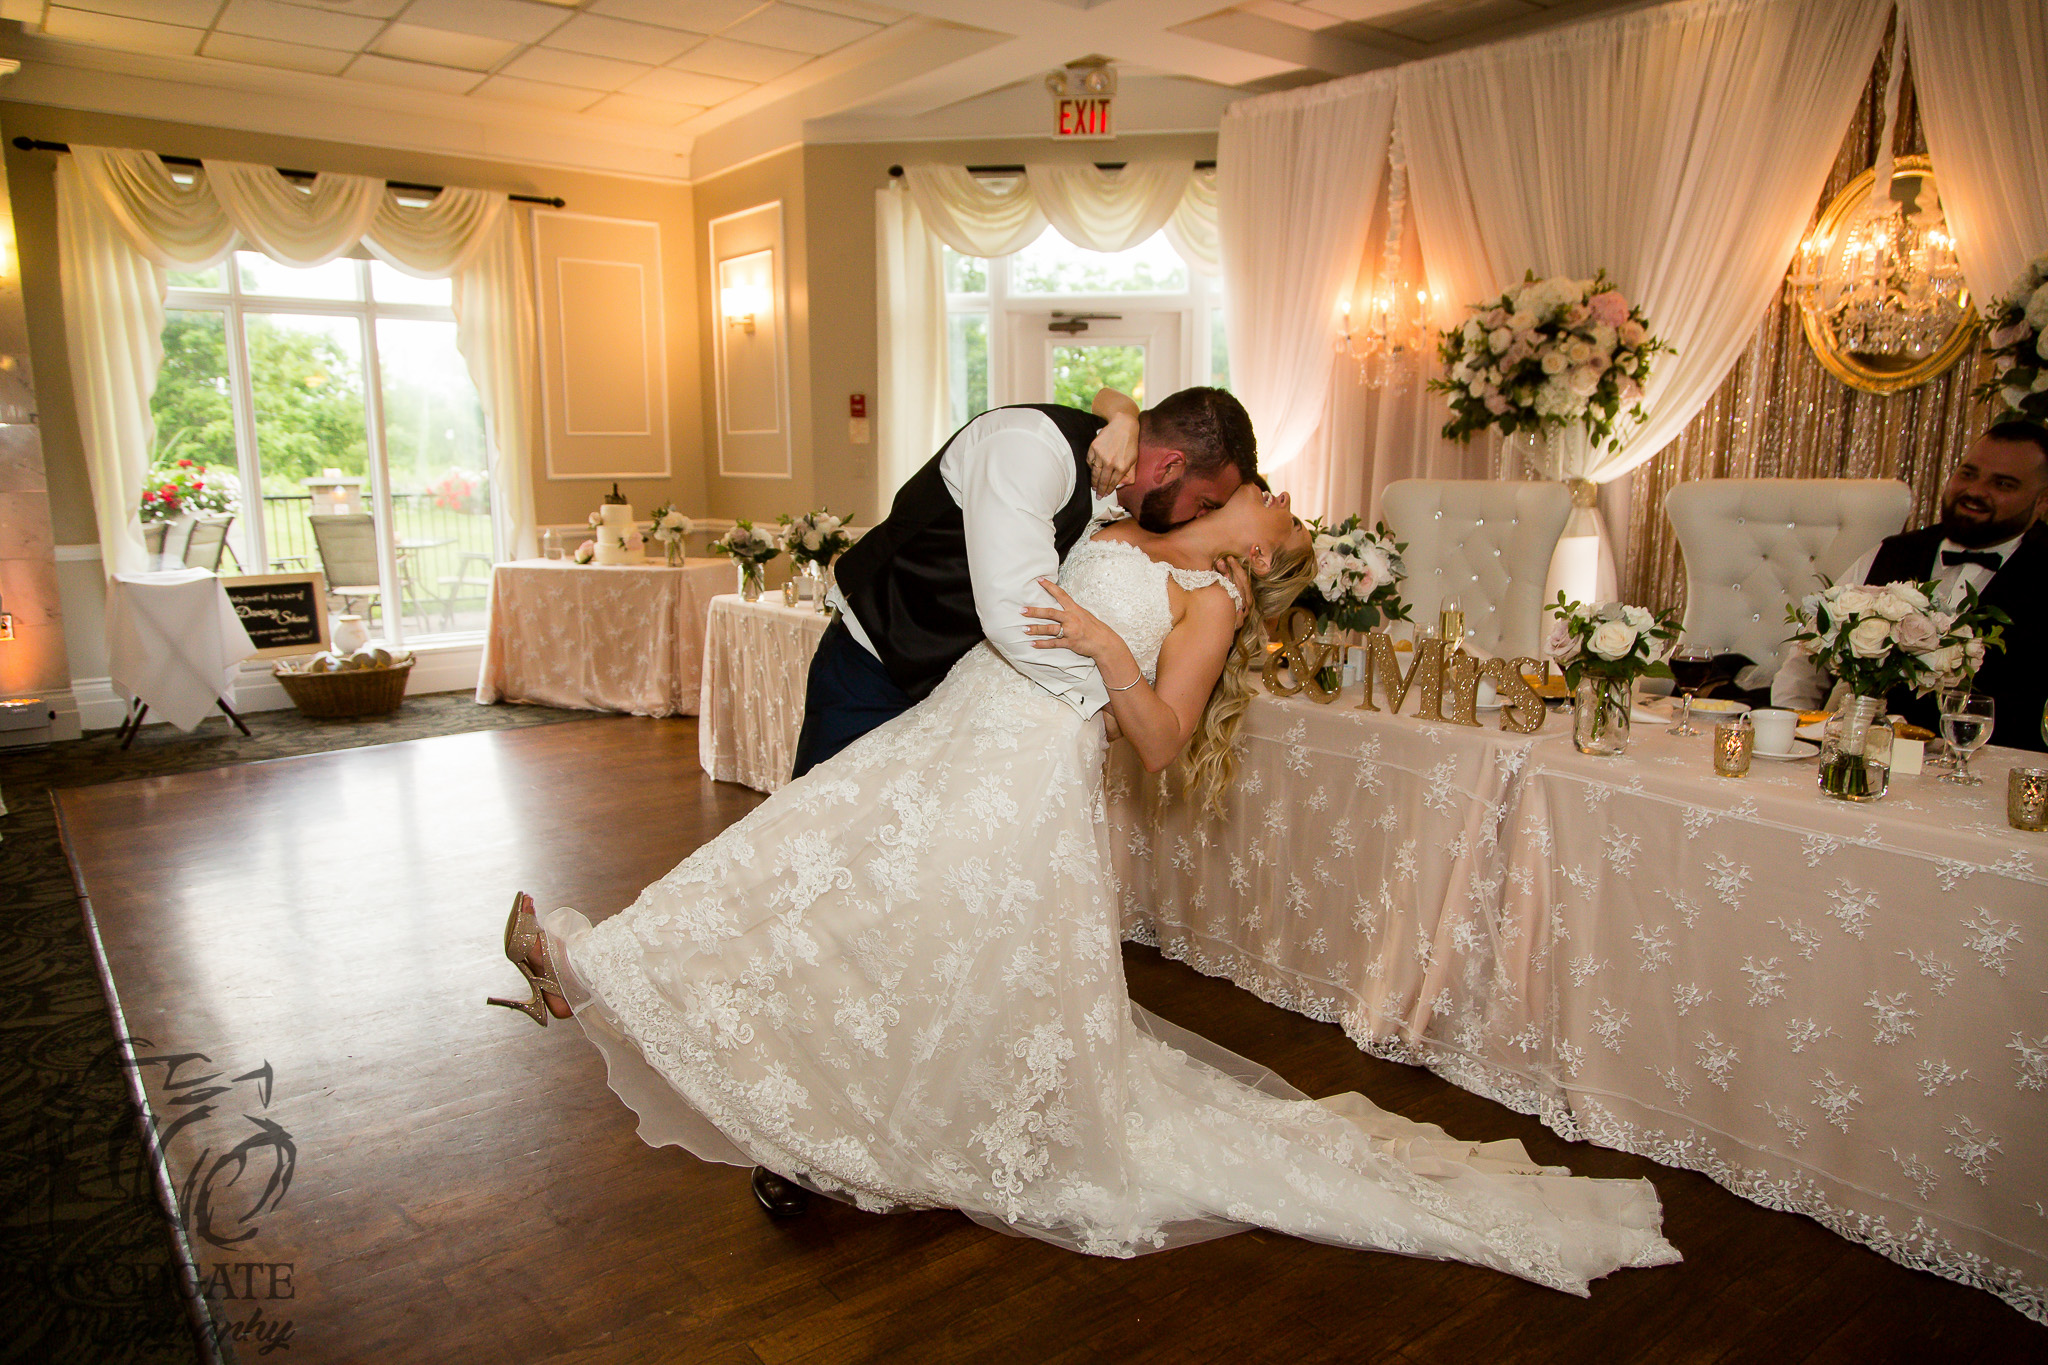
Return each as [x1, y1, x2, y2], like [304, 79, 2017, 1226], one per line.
[1928, 686, 1969, 770]
[1666, 647, 1714, 737]
[1939, 693, 1995, 787]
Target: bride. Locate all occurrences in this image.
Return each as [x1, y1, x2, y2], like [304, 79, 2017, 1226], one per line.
[489, 484, 1679, 1292]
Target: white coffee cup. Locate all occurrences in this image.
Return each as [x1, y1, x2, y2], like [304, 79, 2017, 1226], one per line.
[1750, 708, 1799, 755]
[1476, 677, 1499, 708]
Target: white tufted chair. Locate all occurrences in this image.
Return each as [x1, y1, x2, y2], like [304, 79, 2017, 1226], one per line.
[1664, 479, 1911, 681]
[1380, 480, 1572, 658]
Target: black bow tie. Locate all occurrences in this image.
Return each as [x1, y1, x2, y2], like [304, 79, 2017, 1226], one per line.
[1941, 549, 2005, 570]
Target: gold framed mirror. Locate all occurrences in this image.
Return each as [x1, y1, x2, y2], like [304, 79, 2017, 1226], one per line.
[1795, 156, 1978, 395]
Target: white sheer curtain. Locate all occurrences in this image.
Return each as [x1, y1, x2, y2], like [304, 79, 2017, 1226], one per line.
[1217, 72, 1397, 493]
[1903, 0, 2048, 307]
[875, 161, 1221, 501]
[56, 145, 539, 576]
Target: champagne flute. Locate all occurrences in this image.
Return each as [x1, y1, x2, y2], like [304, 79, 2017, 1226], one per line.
[1939, 693, 1995, 787]
[1666, 646, 1715, 736]
[1439, 596, 1465, 655]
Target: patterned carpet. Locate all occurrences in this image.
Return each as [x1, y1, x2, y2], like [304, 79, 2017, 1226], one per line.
[0, 693, 602, 1364]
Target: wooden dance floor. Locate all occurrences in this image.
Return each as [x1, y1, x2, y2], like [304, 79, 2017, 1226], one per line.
[59, 717, 2041, 1363]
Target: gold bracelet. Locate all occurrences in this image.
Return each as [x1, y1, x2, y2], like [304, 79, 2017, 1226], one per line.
[1107, 674, 1143, 691]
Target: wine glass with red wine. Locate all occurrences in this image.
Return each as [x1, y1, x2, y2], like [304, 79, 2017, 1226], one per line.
[1666, 646, 1716, 736]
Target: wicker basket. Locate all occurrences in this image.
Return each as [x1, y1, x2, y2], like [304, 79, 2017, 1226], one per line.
[274, 660, 413, 719]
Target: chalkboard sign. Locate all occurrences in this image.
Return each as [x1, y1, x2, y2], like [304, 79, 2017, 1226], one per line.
[224, 572, 331, 659]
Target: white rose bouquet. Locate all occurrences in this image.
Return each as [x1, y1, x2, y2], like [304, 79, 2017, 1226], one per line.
[710, 519, 782, 567]
[647, 502, 694, 548]
[1298, 515, 1410, 634]
[777, 508, 853, 570]
[1783, 579, 2006, 698]
[1548, 594, 1680, 689]
[1972, 247, 2048, 423]
[1431, 270, 1671, 449]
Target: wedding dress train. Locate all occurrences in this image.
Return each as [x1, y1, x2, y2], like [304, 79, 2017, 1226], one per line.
[541, 532, 1679, 1292]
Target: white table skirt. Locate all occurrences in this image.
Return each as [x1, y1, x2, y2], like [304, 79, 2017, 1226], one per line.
[697, 595, 830, 792]
[475, 559, 732, 717]
[106, 570, 255, 731]
[1106, 686, 2048, 1322]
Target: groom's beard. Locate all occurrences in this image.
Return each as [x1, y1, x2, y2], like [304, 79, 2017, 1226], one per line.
[1136, 478, 1184, 533]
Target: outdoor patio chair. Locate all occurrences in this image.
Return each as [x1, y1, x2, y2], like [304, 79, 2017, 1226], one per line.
[181, 515, 234, 573]
[309, 513, 384, 621]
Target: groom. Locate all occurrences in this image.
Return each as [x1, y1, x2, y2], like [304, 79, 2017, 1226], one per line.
[788, 386, 1261, 782]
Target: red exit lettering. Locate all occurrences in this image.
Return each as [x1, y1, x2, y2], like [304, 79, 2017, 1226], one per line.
[1055, 97, 1112, 140]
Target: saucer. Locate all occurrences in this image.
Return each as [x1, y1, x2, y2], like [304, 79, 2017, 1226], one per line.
[1753, 739, 1819, 761]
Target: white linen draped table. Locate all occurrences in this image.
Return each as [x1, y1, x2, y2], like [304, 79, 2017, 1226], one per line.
[475, 559, 731, 717]
[105, 569, 256, 731]
[697, 595, 830, 793]
[1105, 689, 2047, 1321]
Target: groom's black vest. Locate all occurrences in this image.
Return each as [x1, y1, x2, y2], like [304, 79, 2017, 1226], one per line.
[1864, 521, 2045, 752]
[836, 404, 1105, 701]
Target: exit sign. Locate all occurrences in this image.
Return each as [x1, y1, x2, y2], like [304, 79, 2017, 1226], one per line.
[1054, 96, 1113, 140]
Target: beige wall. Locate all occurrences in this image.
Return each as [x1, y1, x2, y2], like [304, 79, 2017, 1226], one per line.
[799, 133, 1218, 524]
[0, 102, 706, 547]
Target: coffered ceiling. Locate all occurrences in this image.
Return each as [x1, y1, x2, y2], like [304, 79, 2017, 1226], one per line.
[0, 0, 1648, 180]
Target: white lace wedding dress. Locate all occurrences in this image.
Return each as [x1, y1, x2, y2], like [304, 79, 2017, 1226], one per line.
[542, 532, 1679, 1292]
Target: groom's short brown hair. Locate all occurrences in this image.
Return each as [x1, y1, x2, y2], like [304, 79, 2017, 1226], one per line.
[1142, 387, 1258, 484]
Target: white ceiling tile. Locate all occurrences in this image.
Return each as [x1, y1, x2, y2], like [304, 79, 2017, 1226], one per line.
[276, 0, 409, 15]
[501, 45, 651, 91]
[626, 65, 752, 107]
[1245, 1, 1349, 31]
[670, 36, 806, 82]
[400, 0, 570, 45]
[544, 13, 700, 65]
[343, 53, 487, 93]
[44, 7, 205, 56]
[589, 0, 764, 34]
[473, 72, 608, 111]
[204, 31, 355, 75]
[1300, 0, 1430, 19]
[370, 22, 517, 70]
[791, 0, 903, 21]
[218, 0, 385, 51]
[583, 90, 706, 125]
[60, 0, 218, 26]
[528, 0, 581, 7]
[723, 3, 880, 55]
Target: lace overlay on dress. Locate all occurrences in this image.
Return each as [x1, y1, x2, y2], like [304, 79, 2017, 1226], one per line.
[543, 526, 1679, 1289]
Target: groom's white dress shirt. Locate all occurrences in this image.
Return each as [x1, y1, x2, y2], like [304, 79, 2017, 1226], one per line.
[829, 407, 1118, 718]
[1770, 531, 2021, 710]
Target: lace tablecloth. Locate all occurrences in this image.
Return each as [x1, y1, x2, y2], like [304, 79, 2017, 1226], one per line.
[697, 595, 830, 792]
[475, 559, 733, 716]
[1106, 688, 2047, 1321]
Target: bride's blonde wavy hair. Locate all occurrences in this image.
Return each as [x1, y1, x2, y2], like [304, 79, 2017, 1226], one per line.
[1176, 542, 1317, 816]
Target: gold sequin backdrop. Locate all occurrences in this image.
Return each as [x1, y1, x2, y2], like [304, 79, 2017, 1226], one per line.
[1621, 40, 1999, 619]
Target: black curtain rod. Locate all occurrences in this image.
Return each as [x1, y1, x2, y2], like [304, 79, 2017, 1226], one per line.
[888, 160, 1216, 178]
[11, 137, 567, 208]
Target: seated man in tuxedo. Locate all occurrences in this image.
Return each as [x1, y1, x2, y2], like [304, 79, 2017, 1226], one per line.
[1773, 419, 2047, 751]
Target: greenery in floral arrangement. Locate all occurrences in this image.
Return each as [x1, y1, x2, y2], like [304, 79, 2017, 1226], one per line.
[647, 502, 694, 550]
[778, 509, 853, 569]
[1294, 515, 1411, 634]
[1547, 593, 1680, 689]
[1784, 579, 2007, 699]
[711, 519, 782, 566]
[1972, 248, 2048, 423]
[139, 458, 240, 523]
[1431, 271, 1671, 449]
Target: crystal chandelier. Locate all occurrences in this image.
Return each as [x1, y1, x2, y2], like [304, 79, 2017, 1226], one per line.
[1787, 158, 1970, 365]
[1337, 129, 1439, 389]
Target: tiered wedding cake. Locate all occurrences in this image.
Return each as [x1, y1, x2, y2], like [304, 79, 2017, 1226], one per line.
[592, 484, 642, 565]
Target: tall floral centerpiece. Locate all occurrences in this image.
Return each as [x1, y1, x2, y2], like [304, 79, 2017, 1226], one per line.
[1548, 594, 1680, 755]
[1431, 271, 1670, 484]
[712, 520, 781, 602]
[1784, 580, 2007, 800]
[1974, 248, 2048, 422]
[648, 502, 693, 566]
[778, 508, 853, 614]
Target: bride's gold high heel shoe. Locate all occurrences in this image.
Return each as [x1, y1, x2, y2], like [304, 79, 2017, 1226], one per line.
[487, 892, 567, 1026]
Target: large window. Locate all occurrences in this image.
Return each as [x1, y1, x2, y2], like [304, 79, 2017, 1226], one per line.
[154, 254, 494, 640]
[943, 226, 1227, 430]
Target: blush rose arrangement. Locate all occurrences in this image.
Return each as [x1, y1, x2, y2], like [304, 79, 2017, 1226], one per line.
[1783, 580, 2006, 699]
[1973, 248, 2048, 423]
[1547, 594, 1681, 689]
[1298, 515, 1410, 635]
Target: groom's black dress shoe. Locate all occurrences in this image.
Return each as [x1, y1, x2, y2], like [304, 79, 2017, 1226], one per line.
[752, 1166, 810, 1217]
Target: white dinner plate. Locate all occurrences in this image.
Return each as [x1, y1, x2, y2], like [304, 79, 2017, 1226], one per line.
[1753, 739, 1820, 761]
[1795, 722, 1827, 742]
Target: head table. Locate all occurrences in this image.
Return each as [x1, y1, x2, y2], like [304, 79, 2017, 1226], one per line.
[475, 558, 734, 717]
[1105, 684, 2046, 1322]
[673, 606, 2043, 1318]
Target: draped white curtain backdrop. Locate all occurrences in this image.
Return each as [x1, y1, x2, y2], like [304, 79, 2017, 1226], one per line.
[56, 146, 538, 577]
[875, 162, 1219, 501]
[1903, 0, 2048, 307]
[1217, 73, 1396, 498]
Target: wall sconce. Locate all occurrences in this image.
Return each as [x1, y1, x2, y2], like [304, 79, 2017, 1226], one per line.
[721, 282, 769, 335]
